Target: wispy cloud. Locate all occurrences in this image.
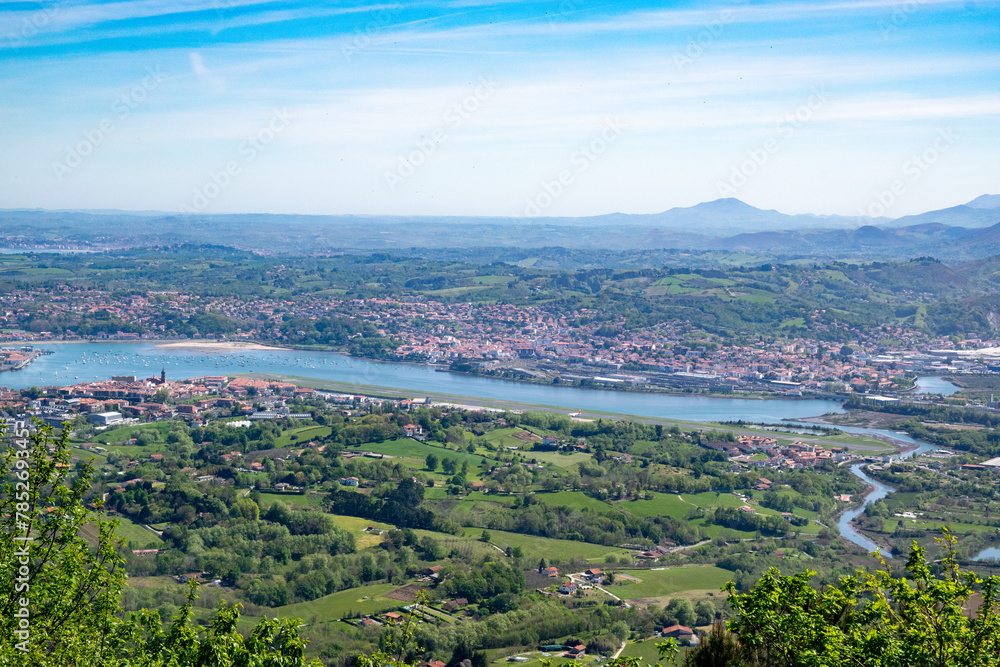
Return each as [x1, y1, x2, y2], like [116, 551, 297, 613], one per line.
[0, 0, 997, 216]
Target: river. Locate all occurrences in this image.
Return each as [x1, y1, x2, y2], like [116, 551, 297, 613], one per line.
[826, 427, 942, 558]
[975, 547, 1000, 562]
[913, 376, 960, 396]
[4, 342, 960, 556]
[3, 342, 847, 423]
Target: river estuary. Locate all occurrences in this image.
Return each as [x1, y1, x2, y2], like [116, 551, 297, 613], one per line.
[2, 343, 976, 557]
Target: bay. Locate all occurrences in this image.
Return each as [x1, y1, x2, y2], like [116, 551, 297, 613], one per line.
[6, 342, 959, 558]
[4, 342, 845, 423]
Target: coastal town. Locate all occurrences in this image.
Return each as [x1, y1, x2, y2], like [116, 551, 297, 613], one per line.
[1, 287, 998, 398]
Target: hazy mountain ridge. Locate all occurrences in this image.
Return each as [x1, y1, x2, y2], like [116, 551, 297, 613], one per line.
[2, 196, 998, 262]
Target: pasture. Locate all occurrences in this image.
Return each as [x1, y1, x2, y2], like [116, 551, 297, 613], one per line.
[270, 583, 401, 620]
[612, 566, 732, 600]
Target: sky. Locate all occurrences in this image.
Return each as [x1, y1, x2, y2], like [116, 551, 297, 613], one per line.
[0, 0, 998, 219]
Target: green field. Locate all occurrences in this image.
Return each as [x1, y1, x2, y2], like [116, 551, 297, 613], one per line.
[257, 492, 324, 508]
[622, 491, 742, 520]
[612, 566, 733, 599]
[329, 514, 393, 548]
[96, 422, 178, 444]
[274, 425, 332, 447]
[484, 427, 539, 449]
[105, 514, 164, 548]
[534, 491, 612, 513]
[268, 583, 402, 621]
[881, 518, 1000, 534]
[527, 450, 593, 470]
[620, 637, 686, 666]
[355, 438, 486, 470]
[471, 527, 625, 563]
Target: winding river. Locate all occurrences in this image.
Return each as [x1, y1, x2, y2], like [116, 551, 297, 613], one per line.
[829, 428, 942, 558]
[4, 342, 970, 556]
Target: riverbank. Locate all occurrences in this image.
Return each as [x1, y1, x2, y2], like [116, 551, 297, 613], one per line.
[832, 476, 897, 557]
[154, 341, 288, 352]
[0, 335, 921, 405]
[444, 365, 843, 402]
[8, 337, 288, 353]
[238, 371, 890, 452]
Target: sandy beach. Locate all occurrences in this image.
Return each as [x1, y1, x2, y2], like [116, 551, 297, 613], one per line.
[154, 341, 288, 353]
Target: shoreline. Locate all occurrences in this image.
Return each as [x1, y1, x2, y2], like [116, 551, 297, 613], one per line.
[154, 341, 289, 352]
[4, 337, 846, 403]
[4, 337, 288, 352]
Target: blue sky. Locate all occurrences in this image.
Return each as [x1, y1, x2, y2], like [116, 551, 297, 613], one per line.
[1, 0, 998, 218]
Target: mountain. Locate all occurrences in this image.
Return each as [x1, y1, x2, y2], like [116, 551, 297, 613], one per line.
[890, 204, 1000, 229]
[967, 194, 1000, 210]
[579, 198, 887, 234]
[2, 195, 999, 261]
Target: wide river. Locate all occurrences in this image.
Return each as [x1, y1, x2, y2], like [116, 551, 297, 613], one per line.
[4, 342, 848, 423]
[7, 342, 971, 557]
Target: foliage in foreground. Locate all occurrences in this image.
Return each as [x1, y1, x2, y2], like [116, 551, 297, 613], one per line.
[0, 421, 321, 666]
[4, 421, 1000, 667]
[688, 531, 1000, 666]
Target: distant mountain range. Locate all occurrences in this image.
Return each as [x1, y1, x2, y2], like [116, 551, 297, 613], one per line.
[2, 195, 999, 263]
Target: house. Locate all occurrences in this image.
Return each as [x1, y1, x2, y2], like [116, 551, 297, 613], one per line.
[661, 624, 694, 639]
[149, 454, 164, 462]
[639, 545, 670, 560]
[443, 598, 468, 611]
[563, 644, 586, 659]
[339, 476, 360, 486]
[583, 568, 604, 583]
[420, 661, 447, 667]
[383, 612, 403, 623]
[544, 566, 560, 577]
[131, 549, 159, 556]
[558, 583, 578, 595]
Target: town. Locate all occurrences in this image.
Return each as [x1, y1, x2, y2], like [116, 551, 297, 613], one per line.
[2, 283, 1000, 399]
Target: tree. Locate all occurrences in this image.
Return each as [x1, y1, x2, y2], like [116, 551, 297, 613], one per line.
[0, 421, 324, 666]
[1, 420, 125, 665]
[425, 453, 439, 471]
[722, 532, 1000, 667]
[695, 599, 717, 626]
[685, 618, 742, 667]
[666, 597, 697, 628]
